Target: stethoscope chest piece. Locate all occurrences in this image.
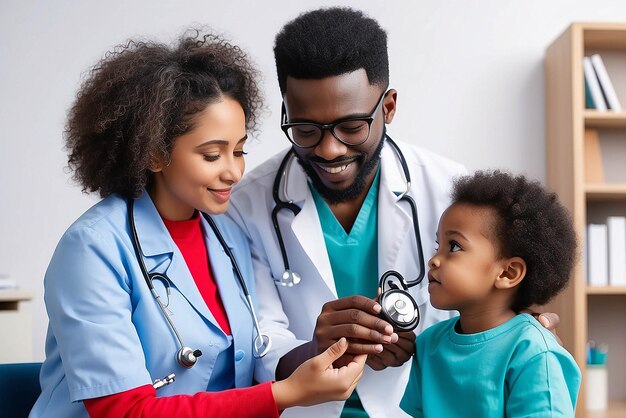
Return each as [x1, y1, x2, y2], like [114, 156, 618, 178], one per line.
[378, 271, 420, 332]
[379, 289, 419, 332]
[253, 334, 272, 359]
[277, 270, 301, 287]
[177, 346, 203, 369]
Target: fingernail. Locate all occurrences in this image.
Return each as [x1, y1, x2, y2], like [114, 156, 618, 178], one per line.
[385, 325, 393, 334]
[373, 304, 381, 313]
[391, 333, 399, 343]
[382, 335, 392, 343]
[375, 344, 383, 352]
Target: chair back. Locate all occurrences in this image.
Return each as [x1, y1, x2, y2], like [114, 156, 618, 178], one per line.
[0, 362, 42, 418]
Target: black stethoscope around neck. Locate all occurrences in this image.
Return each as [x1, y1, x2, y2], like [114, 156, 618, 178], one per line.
[128, 199, 271, 374]
[271, 136, 426, 332]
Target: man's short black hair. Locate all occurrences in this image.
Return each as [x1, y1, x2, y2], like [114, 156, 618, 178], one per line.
[451, 170, 578, 312]
[274, 7, 389, 94]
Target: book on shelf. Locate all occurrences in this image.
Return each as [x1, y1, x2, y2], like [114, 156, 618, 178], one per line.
[585, 78, 596, 109]
[590, 54, 623, 111]
[583, 56, 607, 111]
[584, 129, 605, 183]
[586, 223, 608, 286]
[607, 216, 626, 286]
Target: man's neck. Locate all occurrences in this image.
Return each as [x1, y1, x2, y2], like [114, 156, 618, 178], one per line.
[327, 167, 378, 233]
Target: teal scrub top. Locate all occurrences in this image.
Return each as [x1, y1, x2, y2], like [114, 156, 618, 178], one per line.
[310, 168, 381, 418]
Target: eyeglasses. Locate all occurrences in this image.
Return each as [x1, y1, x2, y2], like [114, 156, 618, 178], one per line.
[281, 90, 388, 148]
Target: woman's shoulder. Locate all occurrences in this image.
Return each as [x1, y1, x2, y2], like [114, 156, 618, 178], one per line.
[61, 194, 129, 243]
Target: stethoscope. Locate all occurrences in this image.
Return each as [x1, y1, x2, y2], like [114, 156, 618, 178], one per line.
[271, 136, 425, 332]
[128, 199, 271, 388]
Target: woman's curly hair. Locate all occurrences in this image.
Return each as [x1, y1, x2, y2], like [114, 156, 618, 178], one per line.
[66, 29, 263, 198]
[451, 170, 578, 311]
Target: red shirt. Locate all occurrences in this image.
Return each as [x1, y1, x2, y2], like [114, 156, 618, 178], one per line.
[162, 213, 231, 335]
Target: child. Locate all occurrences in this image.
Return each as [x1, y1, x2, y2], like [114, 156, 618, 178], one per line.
[400, 170, 581, 417]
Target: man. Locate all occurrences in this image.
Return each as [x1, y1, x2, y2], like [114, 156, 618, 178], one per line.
[228, 7, 557, 417]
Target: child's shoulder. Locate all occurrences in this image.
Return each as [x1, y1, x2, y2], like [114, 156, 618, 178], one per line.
[504, 314, 579, 371]
[510, 314, 562, 351]
[416, 316, 458, 345]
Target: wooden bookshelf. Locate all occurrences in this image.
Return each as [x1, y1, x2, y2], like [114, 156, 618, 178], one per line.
[545, 22, 626, 417]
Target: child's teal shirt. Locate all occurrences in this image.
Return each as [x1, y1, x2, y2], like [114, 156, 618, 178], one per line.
[401, 314, 581, 417]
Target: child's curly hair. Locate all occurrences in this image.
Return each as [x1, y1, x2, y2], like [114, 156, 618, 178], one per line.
[66, 29, 262, 198]
[451, 170, 577, 311]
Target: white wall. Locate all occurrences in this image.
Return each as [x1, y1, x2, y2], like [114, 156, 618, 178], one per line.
[2, 0, 626, 361]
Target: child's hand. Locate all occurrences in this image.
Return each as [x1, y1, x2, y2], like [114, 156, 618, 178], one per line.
[272, 337, 366, 409]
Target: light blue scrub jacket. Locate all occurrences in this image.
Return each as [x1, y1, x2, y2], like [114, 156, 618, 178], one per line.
[30, 191, 270, 417]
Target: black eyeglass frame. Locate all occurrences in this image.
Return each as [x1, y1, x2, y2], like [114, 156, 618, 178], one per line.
[280, 90, 388, 148]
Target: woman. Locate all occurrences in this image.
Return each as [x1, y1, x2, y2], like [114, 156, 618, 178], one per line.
[29, 30, 365, 418]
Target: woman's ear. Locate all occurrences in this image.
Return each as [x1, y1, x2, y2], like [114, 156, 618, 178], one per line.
[494, 257, 526, 289]
[149, 155, 167, 173]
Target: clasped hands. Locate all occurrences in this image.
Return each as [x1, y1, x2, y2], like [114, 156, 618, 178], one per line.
[312, 295, 562, 371]
[313, 295, 415, 370]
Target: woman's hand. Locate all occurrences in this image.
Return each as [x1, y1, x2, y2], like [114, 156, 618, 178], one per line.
[272, 337, 366, 410]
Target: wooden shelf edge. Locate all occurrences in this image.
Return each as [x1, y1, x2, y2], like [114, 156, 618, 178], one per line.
[584, 111, 626, 128]
[587, 286, 626, 295]
[585, 183, 626, 199]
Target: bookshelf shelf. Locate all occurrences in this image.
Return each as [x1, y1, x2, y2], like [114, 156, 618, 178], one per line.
[584, 111, 626, 128]
[586, 183, 626, 199]
[587, 286, 626, 295]
[546, 22, 626, 417]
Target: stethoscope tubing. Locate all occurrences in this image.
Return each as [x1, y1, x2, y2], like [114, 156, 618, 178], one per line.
[128, 201, 190, 351]
[201, 214, 271, 357]
[128, 199, 270, 361]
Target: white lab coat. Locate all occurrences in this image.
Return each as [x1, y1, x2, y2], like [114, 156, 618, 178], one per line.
[228, 139, 467, 418]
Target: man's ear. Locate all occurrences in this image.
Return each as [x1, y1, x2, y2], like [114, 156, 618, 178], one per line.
[383, 89, 397, 124]
[494, 257, 526, 289]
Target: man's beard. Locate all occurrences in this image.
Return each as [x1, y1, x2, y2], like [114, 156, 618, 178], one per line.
[295, 129, 386, 205]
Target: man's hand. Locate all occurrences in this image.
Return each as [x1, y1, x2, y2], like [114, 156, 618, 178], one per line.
[535, 312, 562, 345]
[313, 296, 398, 367]
[521, 310, 561, 345]
[366, 331, 415, 370]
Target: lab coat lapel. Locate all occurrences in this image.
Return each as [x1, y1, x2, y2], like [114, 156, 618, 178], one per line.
[201, 215, 247, 336]
[163, 250, 221, 330]
[377, 143, 412, 275]
[284, 156, 337, 296]
[133, 191, 222, 329]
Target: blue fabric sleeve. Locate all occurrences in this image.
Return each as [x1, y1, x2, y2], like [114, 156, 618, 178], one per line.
[45, 226, 151, 401]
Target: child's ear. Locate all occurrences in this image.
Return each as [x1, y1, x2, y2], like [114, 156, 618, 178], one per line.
[494, 257, 526, 289]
